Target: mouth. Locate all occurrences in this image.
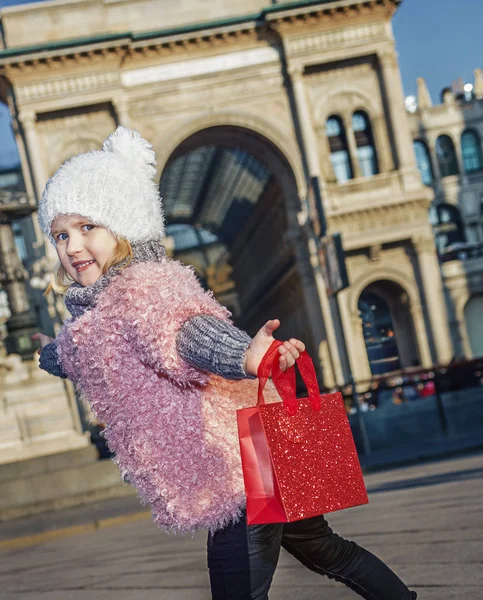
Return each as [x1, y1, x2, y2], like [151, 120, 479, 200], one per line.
[71, 260, 96, 273]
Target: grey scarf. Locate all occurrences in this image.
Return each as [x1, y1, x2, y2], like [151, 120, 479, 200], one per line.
[64, 240, 166, 318]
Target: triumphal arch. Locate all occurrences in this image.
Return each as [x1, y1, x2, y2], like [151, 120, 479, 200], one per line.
[0, 0, 454, 388]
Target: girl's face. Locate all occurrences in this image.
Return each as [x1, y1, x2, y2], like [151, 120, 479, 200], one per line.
[51, 215, 118, 287]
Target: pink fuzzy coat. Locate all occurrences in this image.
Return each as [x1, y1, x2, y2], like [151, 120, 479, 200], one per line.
[56, 258, 279, 533]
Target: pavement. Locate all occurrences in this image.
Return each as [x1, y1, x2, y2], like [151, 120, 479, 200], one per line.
[1, 450, 482, 599]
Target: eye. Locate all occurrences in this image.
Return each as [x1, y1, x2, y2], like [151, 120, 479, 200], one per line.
[81, 224, 96, 232]
[56, 232, 68, 242]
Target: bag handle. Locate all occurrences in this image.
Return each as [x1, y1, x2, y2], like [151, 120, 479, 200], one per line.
[257, 340, 321, 416]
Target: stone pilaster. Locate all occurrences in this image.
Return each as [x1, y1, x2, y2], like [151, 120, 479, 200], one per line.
[345, 125, 363, 179]
[409, 301, 433, 367]
[414, 235, 453, 364]
[288, 65, 320, 178]
[113, 97, 131, 128]
[372, 115, 394, 173]
[378, 51, 417, 175]
[18, 111, 47, 200]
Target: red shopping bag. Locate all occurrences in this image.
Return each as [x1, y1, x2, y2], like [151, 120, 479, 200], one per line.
[237, 341, 368, 525]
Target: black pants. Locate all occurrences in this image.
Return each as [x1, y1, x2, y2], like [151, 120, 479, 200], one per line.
[208, 513, 416, 600]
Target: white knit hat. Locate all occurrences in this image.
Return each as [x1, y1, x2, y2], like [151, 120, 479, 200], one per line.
[38, 127, 165, 244]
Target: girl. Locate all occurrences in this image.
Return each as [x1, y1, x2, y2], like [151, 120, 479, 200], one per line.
[34, 127, 417, 599]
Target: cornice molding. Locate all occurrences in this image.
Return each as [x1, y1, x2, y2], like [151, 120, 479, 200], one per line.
[267, 0, 399, 33]
[0, 0, 399, 71]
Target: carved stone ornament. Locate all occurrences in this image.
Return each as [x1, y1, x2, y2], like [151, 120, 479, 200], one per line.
[16, 71, 121, 103]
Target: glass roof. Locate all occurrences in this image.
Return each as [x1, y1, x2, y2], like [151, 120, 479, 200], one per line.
[159, 146, 271, 247]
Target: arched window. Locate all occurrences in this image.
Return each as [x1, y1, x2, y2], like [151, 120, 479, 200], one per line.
[352, 111, 379, 177]
[436, 135, 459, 177]
[359, 292, 401, 375]
[413, 140, 434, 186]
[359, 281, 420, 376]
[326, 116, 352, 183]
[461, 129, 483, 173]
[429, 203, 465, 256]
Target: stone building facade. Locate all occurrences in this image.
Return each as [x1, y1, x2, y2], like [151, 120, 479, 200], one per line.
[408, 74, 483, 361]
[0, 0, 478, 397]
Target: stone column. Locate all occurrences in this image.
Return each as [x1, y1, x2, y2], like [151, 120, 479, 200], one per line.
[409, 301, 433, 367]
[344, 122, 363, 179]
[307, 237, 343, 387]
[372, 115, 394, 173]
[414, 236, 453, 364]
[5, 101, 36, 204]
[426, 136, 442, 183]
[337, 290, 372, 383]
[453, 134, 467, 184]
[18, 111, 47, 200]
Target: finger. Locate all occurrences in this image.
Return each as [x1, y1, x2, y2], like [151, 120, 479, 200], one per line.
[279, 354, 287, 372]
[261, 319, 280, 336]
[289, 339, 306, 353]
[282, 341, 300, 361]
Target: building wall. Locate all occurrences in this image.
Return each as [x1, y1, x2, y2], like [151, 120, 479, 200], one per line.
[408, 85, 483, 358]
[0, 0, 465, 391]
[0, 0, 270, 49]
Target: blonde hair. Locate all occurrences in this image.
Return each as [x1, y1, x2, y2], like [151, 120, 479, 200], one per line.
[45, 238, 133, 295]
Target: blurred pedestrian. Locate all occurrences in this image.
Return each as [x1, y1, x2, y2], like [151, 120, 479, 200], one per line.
[392, 386, 407, 405]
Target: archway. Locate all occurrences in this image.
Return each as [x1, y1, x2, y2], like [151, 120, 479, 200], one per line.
[358, 280, 420, 375]
[159, 125, 321, 370]
[464, 295, 483, 357]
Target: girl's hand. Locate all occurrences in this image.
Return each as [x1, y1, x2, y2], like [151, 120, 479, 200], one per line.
[31, 333, 54, 355]
[243, 319, 305, 376]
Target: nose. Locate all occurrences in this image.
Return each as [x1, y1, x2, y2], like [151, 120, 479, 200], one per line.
[66, 232, 83, 257]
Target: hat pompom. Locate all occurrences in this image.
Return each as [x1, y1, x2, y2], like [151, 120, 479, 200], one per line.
[103, 126, 157, 179]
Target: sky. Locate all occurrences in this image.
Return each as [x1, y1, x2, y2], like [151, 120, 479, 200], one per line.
[0, 0, 482, 167]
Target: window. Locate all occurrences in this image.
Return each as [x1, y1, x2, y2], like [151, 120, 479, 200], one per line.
[461, 130, 483, 173]
[358, 291, 401, 376]
[352, 111, 378, 177]
[326, 116, 352, 183]
[12, 222, 27, 262]
[464, 193, 483, 244]
[413, 140, 434, 186]
[436, 135, 459, 177]
[429, 203, 465, 255]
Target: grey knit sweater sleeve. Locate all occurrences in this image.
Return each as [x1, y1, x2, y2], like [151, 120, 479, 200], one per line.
[176, 315, 255, 380]
[39, 342, 68, 379]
